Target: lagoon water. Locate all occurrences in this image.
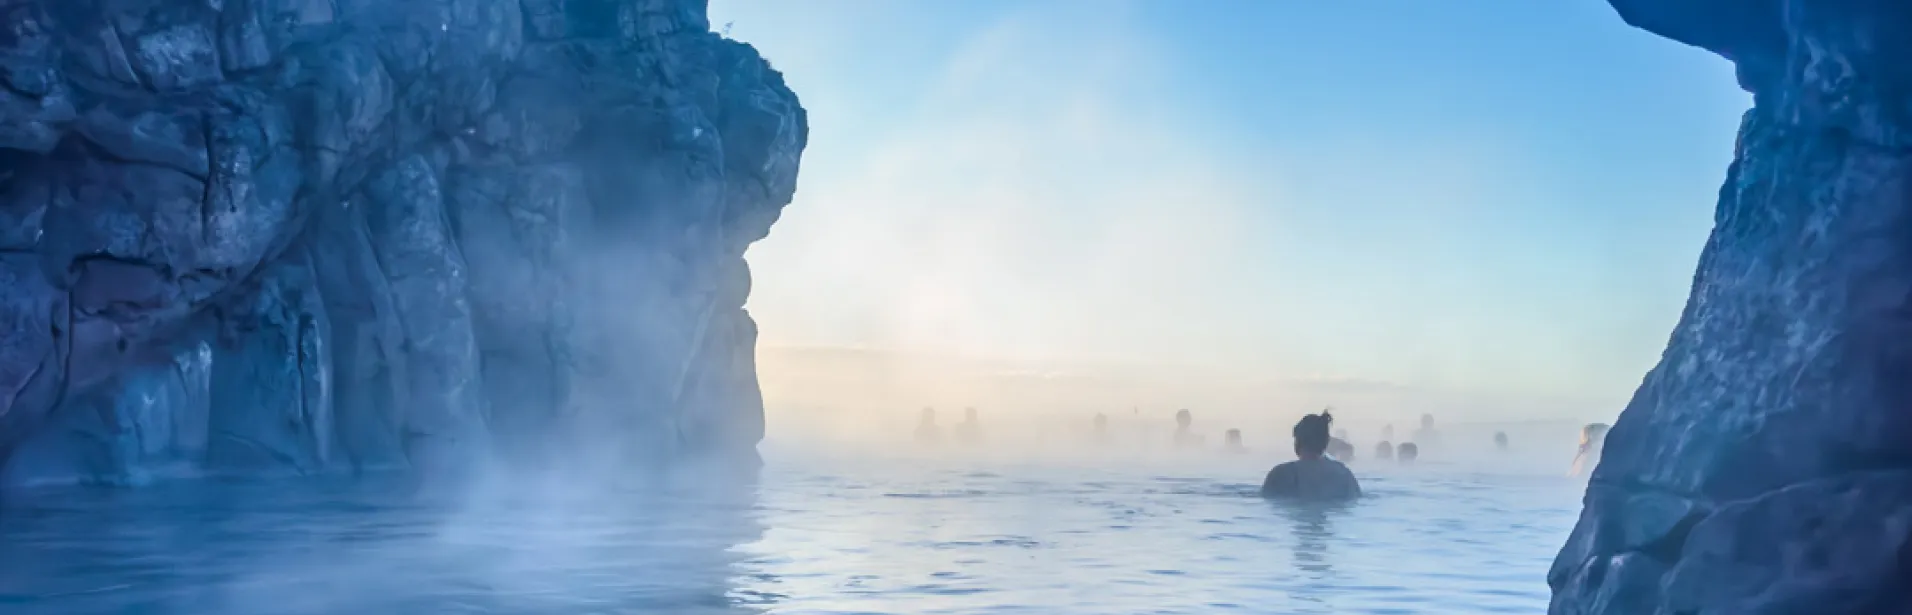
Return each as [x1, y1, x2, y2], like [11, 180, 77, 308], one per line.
[0, 440, 1584, 614]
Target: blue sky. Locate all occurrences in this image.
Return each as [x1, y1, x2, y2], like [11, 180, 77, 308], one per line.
[710, 0, 1751, 420]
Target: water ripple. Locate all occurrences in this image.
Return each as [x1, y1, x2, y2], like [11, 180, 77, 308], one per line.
[0, 456, 1581, 614]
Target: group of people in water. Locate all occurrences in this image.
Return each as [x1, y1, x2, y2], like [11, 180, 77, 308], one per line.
[1260, 412, 1613, 500]
[913, 405, 1613, 501]
[913, 407, 985, 446]
[1164, 408, 1447, 465]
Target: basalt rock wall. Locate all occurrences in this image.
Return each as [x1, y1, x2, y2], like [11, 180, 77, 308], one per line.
[1551, 1, 1912, 613]
[0, 0, 805, 487]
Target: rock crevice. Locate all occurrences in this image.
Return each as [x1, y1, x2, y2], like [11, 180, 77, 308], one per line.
[0, 0, 806, 488]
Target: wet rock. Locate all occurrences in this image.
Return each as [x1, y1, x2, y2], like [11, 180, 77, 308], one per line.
[1618, 490, 1704, 558]
[518, 0, 572, 42]
[675, 308, 766, 456]
[1548, 486, 1705, 590]
[0, 157, 52, 250]
[0, 256, 66, 460]
[305, 201, 410, 471]
[201, 86, 305, 274]
[482, 73, 584, 161]
[73, 98, 211, 177]
[362, 154, 488, 472]
[1662, 471, 1912, 614]
[128, 20, 221, 92]
[65, 20, 146, 88]
[1552, 552, 1670, 615]
[206, 254, 332, 474]
[0, 88, 75, 154]
[1555, 2, 1912, 612]
[447, 163, 590, 459]
[215, 0, 276, 73]
[0, 0, 75, 153]
[0, 1, 58, 92]
[0, 343, 211, 487]
[0, 0, 806, 490]
[274, 39, 393, 185]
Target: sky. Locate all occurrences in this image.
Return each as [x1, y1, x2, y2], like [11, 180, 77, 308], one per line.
[707, 0, 1752, 425]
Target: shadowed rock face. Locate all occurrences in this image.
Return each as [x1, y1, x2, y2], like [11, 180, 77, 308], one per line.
[1553, 1, 1912, 613]
[0, 0, 806, 488]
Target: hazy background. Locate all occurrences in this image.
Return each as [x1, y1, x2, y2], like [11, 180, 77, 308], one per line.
[709, 0, 1750, 452]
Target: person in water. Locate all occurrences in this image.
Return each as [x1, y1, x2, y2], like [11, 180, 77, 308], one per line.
[1224, 428, 1247, 453]
[1091, 413, 1110, 443]
[1494, 431, 1510, 451]
[1396, 442, 1419, 462]
[1261, 411, 1361, 500]
[1411, 414, 1441, 453]
[1571, 422, 1611, 476]
[1326, 435, 1355, 461]
[1173, 409, 1204, 447]
[1374, 440, 1394, 460]
[1330, 428, 1355, 461]
[914, 407, 942, 444]
[954, 407, 983, 445]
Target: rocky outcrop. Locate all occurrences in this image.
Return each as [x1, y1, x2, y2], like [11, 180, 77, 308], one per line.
[1551, 1, 1912, 613]
[0, 0, 805, 488]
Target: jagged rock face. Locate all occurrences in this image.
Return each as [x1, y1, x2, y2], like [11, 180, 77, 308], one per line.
[0, 0, 806, 488]
[1552, 1, 1912, 613]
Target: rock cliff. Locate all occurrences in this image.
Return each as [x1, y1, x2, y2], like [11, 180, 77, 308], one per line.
[1551, 1, 1912, 613]
[0, 0, 805, 487]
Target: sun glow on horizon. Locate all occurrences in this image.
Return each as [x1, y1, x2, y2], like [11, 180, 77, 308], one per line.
[715, 0, 1746, 433]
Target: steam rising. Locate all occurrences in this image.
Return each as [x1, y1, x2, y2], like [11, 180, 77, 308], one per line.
[710, 1, 1625, 458]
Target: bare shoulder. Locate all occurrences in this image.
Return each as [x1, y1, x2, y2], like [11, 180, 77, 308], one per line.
[1334, 459, 1362, 495]
[1262, 461, 1295, 487]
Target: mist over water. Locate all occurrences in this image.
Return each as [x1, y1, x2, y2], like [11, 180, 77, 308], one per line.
[746, 446, 1584, 613]
[4, 409, 1592, 614]
[0, 1, 1697, 612]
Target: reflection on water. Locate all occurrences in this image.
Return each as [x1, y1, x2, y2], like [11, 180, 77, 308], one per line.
[1, 453, 1582, 614]
[1280, 500, 1341, 575]
[1275, 501, 1341, 613]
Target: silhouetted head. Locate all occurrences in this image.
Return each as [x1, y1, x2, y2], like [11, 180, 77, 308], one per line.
[1375, 441, 1394, 459]
[964, 407, 978, 422]
[1494, 431, 1509, 450]
[1420, 414, 1435, 429]
[1175, 409, 1192, 429]
[1398, 442, 1419, 462]
[1225, 428, 1243, 447]
[1382, 424, 1394, 439]
[1293, 412, 1333, 459]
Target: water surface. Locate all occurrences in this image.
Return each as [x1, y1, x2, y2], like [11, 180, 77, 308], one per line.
[1, 449, 1582, 614]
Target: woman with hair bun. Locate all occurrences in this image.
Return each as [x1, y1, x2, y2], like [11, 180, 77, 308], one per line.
[1260, 410, 1362, 500]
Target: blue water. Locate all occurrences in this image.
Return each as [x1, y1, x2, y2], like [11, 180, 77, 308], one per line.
[0, 449, 1582, 614]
